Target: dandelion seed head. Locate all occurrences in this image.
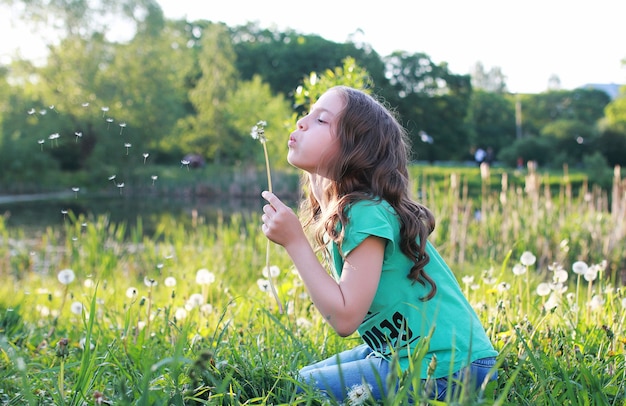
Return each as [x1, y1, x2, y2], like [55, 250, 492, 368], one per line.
[250, 120, 267, 143]
[126, 287, 138, 299]
[520, 251, 536, 266]
[200, 303, 213, 315]
[196, 268, 215, 285]
[174, 307, 187, 320]
[262, 265, 280, 278]
[584, 266, 599, 282]
[462, 275, 474, 285]
[588, 295, 605, 311]
[347, 383, 372, 405]
[572, 260, 588, 275]
[512, 264, 526, 276]
[543, 294, 559, 311]
[70, 301, 84, 315]
[83, 278, 94, 288]
[144, 277, 157, 287]
[164, 276, 177, 287]
[497, 282, 511, 292]
[536, 282, 551, 297]
[257, 278, 271, 293]
[186, 293, 204, 309]
[553, 269, 569, 284]
[57, 269, 76, 285]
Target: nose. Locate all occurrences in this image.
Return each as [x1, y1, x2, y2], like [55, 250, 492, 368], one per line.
[296, 116, 306, 130]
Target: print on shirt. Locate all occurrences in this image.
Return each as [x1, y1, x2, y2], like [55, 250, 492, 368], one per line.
[361, 310, 421, 357]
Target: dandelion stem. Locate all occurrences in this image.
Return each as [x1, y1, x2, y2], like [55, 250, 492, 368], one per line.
[261, 141, 283, 314]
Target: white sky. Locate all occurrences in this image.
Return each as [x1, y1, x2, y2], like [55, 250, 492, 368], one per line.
[1, 0, 625, 94]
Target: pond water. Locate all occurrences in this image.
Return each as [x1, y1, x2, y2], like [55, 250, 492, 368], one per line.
[0, 192, 269, 235]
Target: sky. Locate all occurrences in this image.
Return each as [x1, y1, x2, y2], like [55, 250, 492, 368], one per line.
[1, 0, 624, 94]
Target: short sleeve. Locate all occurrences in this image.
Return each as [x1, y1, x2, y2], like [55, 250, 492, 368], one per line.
[340, 200, 398, 257]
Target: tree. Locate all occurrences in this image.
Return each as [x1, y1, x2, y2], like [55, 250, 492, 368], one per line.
[222, 75, 292, 167]
[173, 22, 238, 163]
[0, 0, 164, 39]
[231, 23, 387, 98]
[383, 51, 472, 161]
[465, 90, 516, 156]
[470, 62, 508, 93]
[520, 88, 611, 136]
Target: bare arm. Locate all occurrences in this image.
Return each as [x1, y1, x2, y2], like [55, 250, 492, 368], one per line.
[261, 191, 384, 336]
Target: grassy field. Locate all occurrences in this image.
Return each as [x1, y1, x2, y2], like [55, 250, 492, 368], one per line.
[0, 164, 625, 405]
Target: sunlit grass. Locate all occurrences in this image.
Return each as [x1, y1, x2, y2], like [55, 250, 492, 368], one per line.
[0, 165, 625, 404]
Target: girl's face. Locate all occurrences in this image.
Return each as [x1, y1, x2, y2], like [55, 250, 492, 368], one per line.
[287, 89, 344, 176]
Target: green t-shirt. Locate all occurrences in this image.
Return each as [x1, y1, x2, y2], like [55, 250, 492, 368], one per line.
[330, 199, 497, 379]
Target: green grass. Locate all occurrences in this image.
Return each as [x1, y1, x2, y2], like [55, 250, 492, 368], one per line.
[0, 166, 625, 404]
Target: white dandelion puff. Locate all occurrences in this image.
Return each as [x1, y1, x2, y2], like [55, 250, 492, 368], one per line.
[57, 269, 76, 285]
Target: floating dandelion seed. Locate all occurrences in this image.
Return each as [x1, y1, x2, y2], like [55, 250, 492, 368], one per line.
[108, 175, 117, 184]
[81, 102, 89, 107]
[143, 152, 150, 164]
[61, 209, 68, 220]
[101, 106, 109, 117]
[151, 175, 158, 186]
[57, 269, 76, 285]
[71, 187, 80, 198]
[39, 109, 47, 116]
[116, 182, 125, 195]
[38, 139, 45, 150]
[181, 159, 190, 170]
[105, 117, 114, 130]
[124, 143, 132, 155]
[27, 108, 36, 115]
[119, 122, 126, 135]
[74, 131, 82, 142]
[49, 133, 60, 147]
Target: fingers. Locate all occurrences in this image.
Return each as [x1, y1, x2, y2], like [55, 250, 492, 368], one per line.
[261, 190, 284, 209]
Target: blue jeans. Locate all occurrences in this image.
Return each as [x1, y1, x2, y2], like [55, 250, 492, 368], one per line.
[297, 343, 497, 402]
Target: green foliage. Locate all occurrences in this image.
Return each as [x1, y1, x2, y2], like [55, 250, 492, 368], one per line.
[0, 1, 620, 193]
[383, 51, 473, 161]
[465, 90, 516, 155]
[497, 136, 557, 167]
[520, 89, 611, 137]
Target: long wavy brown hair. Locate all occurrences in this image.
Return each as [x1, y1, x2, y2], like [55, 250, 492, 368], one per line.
[300, 86, 437, 301]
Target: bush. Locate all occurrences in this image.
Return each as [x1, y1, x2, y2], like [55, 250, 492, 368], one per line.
[497, 136, 556, 167]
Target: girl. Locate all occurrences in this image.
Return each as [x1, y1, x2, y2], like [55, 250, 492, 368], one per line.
[261, 86, 497, 402]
